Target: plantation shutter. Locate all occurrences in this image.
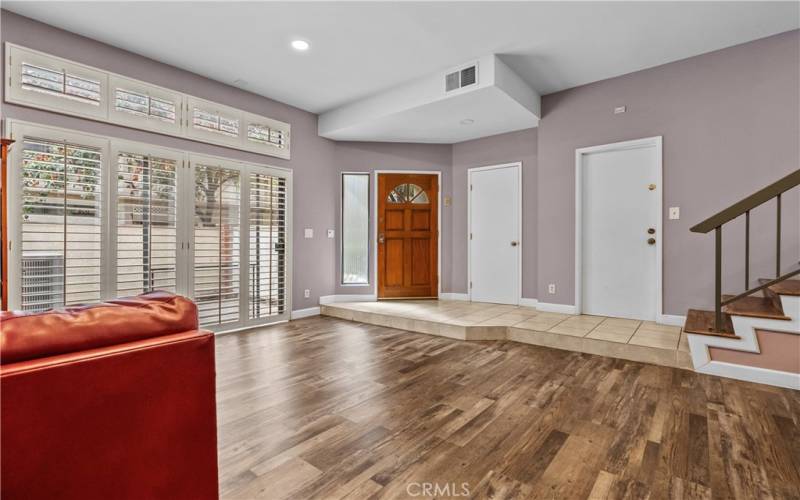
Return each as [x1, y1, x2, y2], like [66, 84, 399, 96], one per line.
[194, 164, 241, 327]
[115, 89, 177, 123]
[116, 152, 178, 297]
[21, 62, 102, 106]
[20, 137, 103, 311]
[248, 173, 287, 319]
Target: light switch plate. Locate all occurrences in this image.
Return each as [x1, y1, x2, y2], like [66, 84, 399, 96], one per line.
[327, 229, 335, 239]
[669, 207, 680, 220]
[304, 228, 314, 238]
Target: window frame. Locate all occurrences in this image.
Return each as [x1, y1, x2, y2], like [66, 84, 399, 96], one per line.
[7, 119, 292, 331]
[6, 44, 108, 120]
[110, 140, 186, 298]
[108, 75, 184, 135]
[185, 97, 243, 149]
[340, 172, 370, 286]
[242, 111, 291, 159]
[5, 43, 292, 160]
[6, 121, 112, 311]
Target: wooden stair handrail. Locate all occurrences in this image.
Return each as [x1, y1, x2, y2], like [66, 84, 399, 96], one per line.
[720, 265, 800, 306]
[691, 169, 800, 234]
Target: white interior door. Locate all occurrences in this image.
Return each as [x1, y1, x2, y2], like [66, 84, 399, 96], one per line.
[581, 144, 659, 320]
[469, 164, 520, 304]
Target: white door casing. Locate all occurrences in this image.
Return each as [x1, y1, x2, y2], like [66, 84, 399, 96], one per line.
[468, 163, 522, 305]
[576, 137, 662, 321]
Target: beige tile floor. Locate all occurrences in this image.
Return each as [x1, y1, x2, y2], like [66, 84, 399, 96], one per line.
[321, 299, 693, 370]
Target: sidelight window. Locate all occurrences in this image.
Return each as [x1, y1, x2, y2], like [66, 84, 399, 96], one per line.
[341, 173, 370, 284]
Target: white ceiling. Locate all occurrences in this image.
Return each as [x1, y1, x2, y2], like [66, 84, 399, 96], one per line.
[4, 2, 799, 115]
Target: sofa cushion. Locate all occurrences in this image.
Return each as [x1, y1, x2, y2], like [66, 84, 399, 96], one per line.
[0, 291, 198, 365]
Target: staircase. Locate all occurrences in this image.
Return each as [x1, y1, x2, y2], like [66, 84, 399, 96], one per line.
[684, 170, 800, 389]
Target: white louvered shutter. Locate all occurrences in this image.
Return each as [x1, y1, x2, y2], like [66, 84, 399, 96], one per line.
[193, 164, 241, 327]
[20, 137, 103, 311]
[248, 173, 287, 319]
[116, 152, 178, 297]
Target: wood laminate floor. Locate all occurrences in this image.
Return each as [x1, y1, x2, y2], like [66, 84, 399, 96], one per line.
[216, 316, 800, 500]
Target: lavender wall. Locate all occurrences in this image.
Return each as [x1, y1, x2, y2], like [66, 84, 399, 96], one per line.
[451, 128, 538, 297]
[0, 10, 338, 311]
[332, 142, 452, 296]
[537, 30, 799, 315]
[2, 11, 797, 319]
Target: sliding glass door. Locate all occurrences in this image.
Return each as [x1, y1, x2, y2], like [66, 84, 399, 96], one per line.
[8, 122, 292, 331]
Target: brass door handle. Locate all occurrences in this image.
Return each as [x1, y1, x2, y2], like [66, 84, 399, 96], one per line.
[647, 238, 656, 245]
[511, 241, 519, 247]
[378, 233, 385, 244]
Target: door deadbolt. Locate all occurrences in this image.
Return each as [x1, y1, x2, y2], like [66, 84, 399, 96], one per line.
[647, 228, 656, 234]
[511, 241, 519, 247]
[647, 238, 656, 245]
[378, 233, 385, 244]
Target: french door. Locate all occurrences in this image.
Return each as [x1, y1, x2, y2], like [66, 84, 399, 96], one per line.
[188, 155, 291, 330]
[7, 121, 292, 331]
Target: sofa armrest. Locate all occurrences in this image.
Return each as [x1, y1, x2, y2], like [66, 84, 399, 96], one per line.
[1, 330, 219, 500]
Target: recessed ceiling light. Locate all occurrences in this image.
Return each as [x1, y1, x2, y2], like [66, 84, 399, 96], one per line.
[460, 118, 474, 125]
[291, 39, 310, 51]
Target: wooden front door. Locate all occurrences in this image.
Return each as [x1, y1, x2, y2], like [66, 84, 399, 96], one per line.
[377, 173, 438, 299]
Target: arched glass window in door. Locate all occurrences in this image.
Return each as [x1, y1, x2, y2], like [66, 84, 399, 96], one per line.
[387, 183, 429, 204]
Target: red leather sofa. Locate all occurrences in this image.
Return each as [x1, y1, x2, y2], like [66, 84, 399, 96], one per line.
[0, 291, 219, 500]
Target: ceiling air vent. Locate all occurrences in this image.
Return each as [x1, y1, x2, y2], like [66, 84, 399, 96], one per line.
[445, 64, 477, 92]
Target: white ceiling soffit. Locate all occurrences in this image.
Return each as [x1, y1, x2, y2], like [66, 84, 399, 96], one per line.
[3, 2, 798, 115]
[319, 55, 540, 143]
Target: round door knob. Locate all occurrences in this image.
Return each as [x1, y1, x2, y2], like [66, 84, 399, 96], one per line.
[511, 241, 519, 247]
[647, 238, 656, 245]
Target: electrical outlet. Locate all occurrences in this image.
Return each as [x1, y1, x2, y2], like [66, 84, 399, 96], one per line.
[548, 283, 556, 295]
[304, 289, 310, 298]
[669, 207, 680, 220]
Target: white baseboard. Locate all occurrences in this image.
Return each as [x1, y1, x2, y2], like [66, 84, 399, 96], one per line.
[319, 294, 377, 305]
[440, 293, 469, 301]
[537, 302, 577, 314]
[519, 298, 538, 308]
[291, 307, 320, 319]
[657, 314, 686, 327]
[697, 361, 800, 390]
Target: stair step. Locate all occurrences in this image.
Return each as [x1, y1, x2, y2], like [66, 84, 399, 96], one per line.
[722, 295, 790, 320]
[758, 278, 800, 297]
[683, 309, 738, 337]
